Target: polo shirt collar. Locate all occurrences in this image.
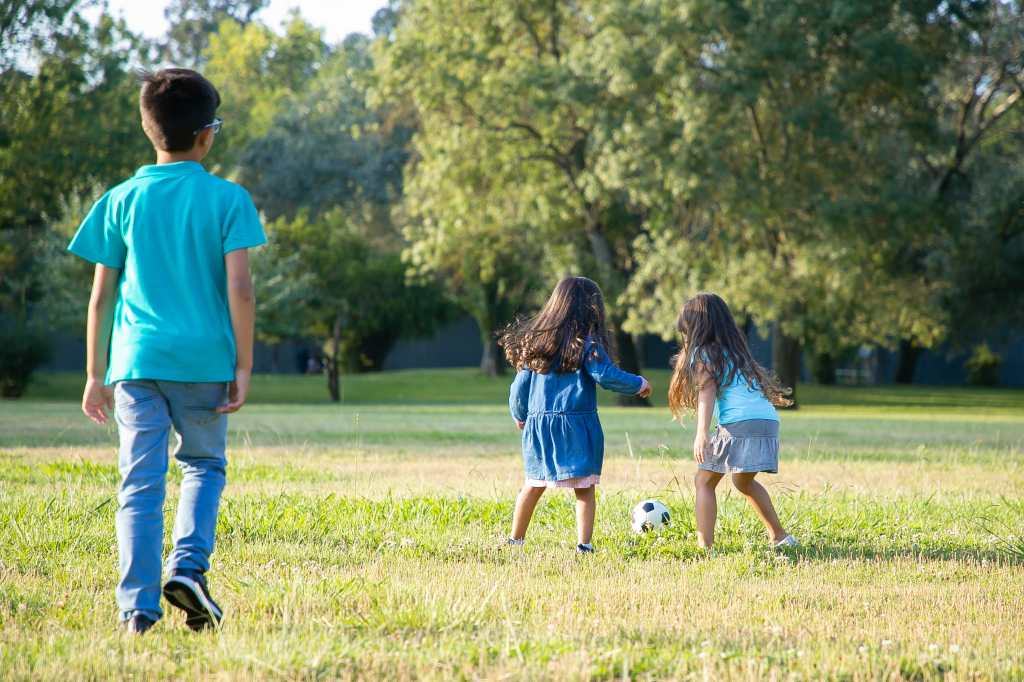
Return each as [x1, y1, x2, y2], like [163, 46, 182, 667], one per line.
[135, 161, 206, 177]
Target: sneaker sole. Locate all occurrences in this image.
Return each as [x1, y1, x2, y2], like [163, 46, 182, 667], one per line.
[162, 577, 222, 631]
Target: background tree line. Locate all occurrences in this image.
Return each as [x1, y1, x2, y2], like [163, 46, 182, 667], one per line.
[1, 0, 1021, 401]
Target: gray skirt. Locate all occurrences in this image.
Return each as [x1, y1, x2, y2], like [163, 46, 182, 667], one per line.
[700, 419, 779, 474]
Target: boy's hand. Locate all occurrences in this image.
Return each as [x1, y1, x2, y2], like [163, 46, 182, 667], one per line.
[515, 420, 526, 430]
[693, 432, 708, 464]
[82, 378, 114, 425]
[217, 369, 251, 413]
[636, 377, 652, 399]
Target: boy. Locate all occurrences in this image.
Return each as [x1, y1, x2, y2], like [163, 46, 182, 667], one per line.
[69, 68, 265, 635]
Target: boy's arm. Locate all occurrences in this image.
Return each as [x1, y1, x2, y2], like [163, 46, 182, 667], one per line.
[692, 365, 716, 463]
[218, 249, 255, 413]
[82, 264, 120, 424]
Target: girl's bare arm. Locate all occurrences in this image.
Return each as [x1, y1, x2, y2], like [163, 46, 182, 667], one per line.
[693, 366, 716, 463]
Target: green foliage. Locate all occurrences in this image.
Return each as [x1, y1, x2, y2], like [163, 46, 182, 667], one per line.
[965, 343, 1002, 387]
[161, 0, 267, 67]
[0, 323, 51, 398]
[202, 12, 328, 170]
[376, 1, 634, 373]
[0, 0, 80, 68]
[237, 35, 410, 221]
[268, 208, 450, 374]
[0, 11, 152, 323]
[379, 0, 1022, 390]
[616, 0, 972, 355]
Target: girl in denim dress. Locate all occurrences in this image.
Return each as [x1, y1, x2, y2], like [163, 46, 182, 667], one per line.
[668, 292, 798, 550]
[500, 277, 651, 553]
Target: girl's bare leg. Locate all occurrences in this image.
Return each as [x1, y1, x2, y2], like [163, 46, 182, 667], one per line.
[510, 484, 546, 540]
[695, 470, 724, 548]
[731, 473, 787, 542]
[574, 485, 596, 545]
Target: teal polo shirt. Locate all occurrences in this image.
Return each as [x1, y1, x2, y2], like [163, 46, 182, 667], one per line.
[69, 161, 266, 384]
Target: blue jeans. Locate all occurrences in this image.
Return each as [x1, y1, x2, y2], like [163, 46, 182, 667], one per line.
[113, 380, 228, 622]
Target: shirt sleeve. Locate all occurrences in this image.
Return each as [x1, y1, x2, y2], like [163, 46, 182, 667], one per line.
[584, 339, 645, 395]
[509, 369, 532, 421]
[222, 185, 267, 254]
[67, 191, 126, 268]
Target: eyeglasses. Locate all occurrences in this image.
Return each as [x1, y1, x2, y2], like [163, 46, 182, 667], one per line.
[193, 117, 223, 136]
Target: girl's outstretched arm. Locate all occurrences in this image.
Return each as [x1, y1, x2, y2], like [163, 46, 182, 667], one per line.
[509, 369, 532, 424]
[584, 341, 646, 395]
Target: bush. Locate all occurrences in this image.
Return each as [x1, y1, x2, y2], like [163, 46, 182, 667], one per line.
[965, 343, 1001, 386]
[0, 325, 52, 398]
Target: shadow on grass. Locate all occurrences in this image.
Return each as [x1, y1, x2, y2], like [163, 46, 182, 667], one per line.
[785, 542, 1022, 566]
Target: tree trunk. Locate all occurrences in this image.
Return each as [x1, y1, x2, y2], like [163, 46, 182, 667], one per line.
[326, 314, 342, 402]
[894, 339, 920, 384]
[476, 285, 506, 377]
[615, 329, 650, 407]
[810, 352, 837, 385]
[584, 222, 648, 407]
[478, 312, 504, 377]
[771, 323, 801, 408]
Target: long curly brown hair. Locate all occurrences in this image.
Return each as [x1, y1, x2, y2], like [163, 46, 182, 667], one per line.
[668, 292, 792, 420]
[499, 276, 615, 373]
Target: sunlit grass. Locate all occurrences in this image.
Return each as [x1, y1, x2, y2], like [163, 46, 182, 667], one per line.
[2, 375, 1023, 679]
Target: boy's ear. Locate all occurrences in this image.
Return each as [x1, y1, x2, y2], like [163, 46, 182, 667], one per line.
[195, 128, 214, 151]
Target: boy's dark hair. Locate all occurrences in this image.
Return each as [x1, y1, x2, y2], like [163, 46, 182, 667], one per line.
[139, 68, 221, 152]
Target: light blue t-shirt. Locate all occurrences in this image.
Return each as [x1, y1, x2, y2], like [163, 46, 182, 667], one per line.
[69, 161, 266, 384]
[693, 348, 779, 425]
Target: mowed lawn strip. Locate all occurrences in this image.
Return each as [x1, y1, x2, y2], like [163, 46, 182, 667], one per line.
[1, 376, 1023, 679]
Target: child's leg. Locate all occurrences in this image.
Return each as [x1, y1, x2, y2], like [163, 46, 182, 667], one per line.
[162, 382, 229, 575]
[694, 469, 724, 548]
[113, 381, 173, 622]
[730, 473, 787, 542]
[511, 484, 546, 540]
[574, 485, 596, 545]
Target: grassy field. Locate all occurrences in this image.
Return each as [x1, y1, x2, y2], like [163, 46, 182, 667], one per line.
[2, 371, 1024, 680]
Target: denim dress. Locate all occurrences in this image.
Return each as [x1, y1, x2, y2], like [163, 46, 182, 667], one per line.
[509, 338, 644, 483]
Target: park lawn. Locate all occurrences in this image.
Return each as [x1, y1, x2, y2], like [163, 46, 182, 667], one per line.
[2, 374, 1023, 680]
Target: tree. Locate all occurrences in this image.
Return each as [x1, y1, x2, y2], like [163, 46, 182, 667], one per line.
[268, 209, 449, 400]
[399, 124, 547, 375]
[891, 0, 1024, 381]
[0, 0, 80, 68]
[162, 0, 267, 67]
[237, 34, 410, 221]
[376, 0, 657, 396]
[608, 0, 990, 399]
[1, 11, 152, 321]
[201, 12, 328, 170]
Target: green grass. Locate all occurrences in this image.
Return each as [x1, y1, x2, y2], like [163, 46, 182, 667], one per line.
[22, 369, 1024, 412]
[2, 372, 1024, 680]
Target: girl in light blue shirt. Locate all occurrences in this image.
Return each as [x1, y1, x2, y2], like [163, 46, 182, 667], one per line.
[668, 292, 798, 550]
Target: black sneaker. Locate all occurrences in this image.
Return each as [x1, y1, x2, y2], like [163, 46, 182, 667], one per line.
[122, 613, 157, 635]
[576, 543, 595, 554]
[163, 571, 223, 631]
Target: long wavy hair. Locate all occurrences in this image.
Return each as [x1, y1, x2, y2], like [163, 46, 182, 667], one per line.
[668, 292, 792, 419]
[499, 276, 615, 373]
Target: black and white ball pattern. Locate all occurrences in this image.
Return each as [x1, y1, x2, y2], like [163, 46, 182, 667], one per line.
[630, 499, 670, 534]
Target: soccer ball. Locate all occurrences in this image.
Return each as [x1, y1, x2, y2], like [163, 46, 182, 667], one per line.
[630, 499, 670, 534]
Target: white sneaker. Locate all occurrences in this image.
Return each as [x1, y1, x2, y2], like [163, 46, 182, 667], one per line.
[500, 537, 525, 551]
[773, 535, 799, 549]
